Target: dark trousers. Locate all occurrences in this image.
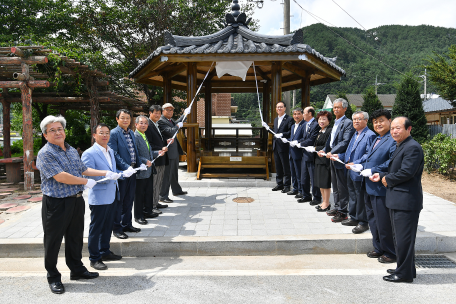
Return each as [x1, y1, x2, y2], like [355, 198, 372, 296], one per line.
[134, 177, 153, 219]
[390, 209, 420, 280]
[347, 178, 367, 225]
[153, 165, 166, 208]
[160, 157, 183, 199]
[88, 200, 116, 262]
[42, 195, 87, 283]
[330, 162, 349, 213]
[113, 175, 136, 232]
[365, 194, 396, 259]
[290, 156, 302, 193]
[301, 160, 321, 201]
[274, 149, 291, 187]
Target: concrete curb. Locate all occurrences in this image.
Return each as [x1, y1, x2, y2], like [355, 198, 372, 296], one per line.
[2, 231, 455, 258]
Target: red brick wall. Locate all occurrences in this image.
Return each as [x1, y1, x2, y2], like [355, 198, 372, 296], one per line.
[197, 93, 231, 127]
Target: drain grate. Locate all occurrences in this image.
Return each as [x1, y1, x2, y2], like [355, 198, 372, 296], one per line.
[233, 197, 254, 203]
[415, 255, 456, 268]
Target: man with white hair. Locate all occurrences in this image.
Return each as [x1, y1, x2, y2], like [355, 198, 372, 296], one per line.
[318, 98, 355, 222]
[36, 115, 119, 294]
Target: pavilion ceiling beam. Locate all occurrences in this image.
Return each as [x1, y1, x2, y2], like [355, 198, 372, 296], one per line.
[252, 65, 270, 81]
[210, 81, 257, 88]
[298, 54, 342, 80]
[0, 56, 48, 65]
[143, 62, 172, 78]
[283, 62, 307, 79]
[0, 80, 49, 88]
[135, 56, 167, 80]
[211, 88, 262, 93]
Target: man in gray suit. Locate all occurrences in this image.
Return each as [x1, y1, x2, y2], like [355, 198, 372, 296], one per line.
[157, 103, 187, 203]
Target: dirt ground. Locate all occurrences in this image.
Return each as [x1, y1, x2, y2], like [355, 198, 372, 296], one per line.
[422, 172, 456, 203]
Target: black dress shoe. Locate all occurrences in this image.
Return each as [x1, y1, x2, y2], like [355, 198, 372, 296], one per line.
[102, 252, 122, 261]
[367, 250, 382, 258]
[272, 185, 284, 191]
[309, 200, 321, 206]
[297, 197, 312, 203]
[378, 255, 397, 263]
[49, 282, 65, 294]
[331, 212, 348, 222]
[144, 212, 159, 219]
[341, 219, 359, 226]
[90, 260, 107, 270]
[326, 209, 338, 216]
[287, 190, 299, 195]
[70, 270, 99, 280]
[352, 224, 369, 234]
[113, 231, 128, 239]
[281, 187, 290, 193]
[124, 226, 141, 233]
[387, 269, 396, 274]
[295, 193, 303, 199]
[173, 191, 188, 196]
[135, 218, 148, 225]
[157, 203, 168, 209]
[383, 274, 413, 283]
[316, 205, 331, 212]
[160, 198, 173, 203]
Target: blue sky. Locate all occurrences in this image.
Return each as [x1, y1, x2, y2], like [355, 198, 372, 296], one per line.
[241, 0, 456, 35]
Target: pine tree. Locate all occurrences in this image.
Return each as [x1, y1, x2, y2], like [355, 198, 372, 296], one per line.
[392, 74, 428, 143]
[361, 86, 384, 131]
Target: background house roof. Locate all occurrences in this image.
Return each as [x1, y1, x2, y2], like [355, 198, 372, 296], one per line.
[423, 97, 455, 113]
[327, 94, 396, 107]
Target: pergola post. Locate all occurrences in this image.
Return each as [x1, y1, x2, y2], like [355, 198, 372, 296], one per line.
[204, 82, 212, 151]
[88, 76, 100, 142]
[271, 61, 282, 122]
[186, 62, 198, 172]
[1, 100, 11, 158]
[20, 62, 34, 191]
[162, 73, 172, 105]
[262, 81, 270, 152]
[301, 75, 311, 109]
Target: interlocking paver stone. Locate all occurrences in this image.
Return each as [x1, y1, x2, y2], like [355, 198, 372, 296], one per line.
[27, 197, 43, 202]
[0, 203, 18, 210]
[12, 195, 32, 200]
[5, 205, 30, 213]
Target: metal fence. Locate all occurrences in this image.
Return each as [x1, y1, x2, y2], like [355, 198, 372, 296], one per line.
[428, 124, 456, 139]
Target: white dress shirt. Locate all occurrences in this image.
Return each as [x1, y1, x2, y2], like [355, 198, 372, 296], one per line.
[330, 115, 345, 148]
[277, 114, 285, 129]
[94, 142, 113, 170]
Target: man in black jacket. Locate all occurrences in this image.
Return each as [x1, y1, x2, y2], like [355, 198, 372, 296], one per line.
[267, 101, 294, 193]
[145, 105, 172, 213]
[371, 117, 424, 283]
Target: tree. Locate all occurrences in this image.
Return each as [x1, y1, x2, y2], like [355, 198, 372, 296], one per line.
[392, 74, 428, 143]
[361, 86, 384, 131]
[426, 45, 456, 107]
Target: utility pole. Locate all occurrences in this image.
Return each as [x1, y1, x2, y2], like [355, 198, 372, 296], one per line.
[374, 75, 385, 95]
[419, 69, 427, 99]
[282, 0, 291, 111]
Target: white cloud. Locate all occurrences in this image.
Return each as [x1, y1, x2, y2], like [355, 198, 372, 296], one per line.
[241, 0, 456, 34]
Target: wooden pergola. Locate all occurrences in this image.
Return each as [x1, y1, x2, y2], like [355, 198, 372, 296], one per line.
[129, 0, 345, 175]
[0, 45, 147, 189]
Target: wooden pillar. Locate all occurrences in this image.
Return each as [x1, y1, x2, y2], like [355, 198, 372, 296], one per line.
[301, 75, 311, 109]
[1, 100, 11, 158]
[186, 62, 198, 172]
[20, 62, 34, 190]
[204, 82, 212, 151]
[271, 61, 282, 122]
[162, 73, 172, 105]
[262, 81, 270, 152]
[59, 108, 66, 117]
[87, 77, 100, 141]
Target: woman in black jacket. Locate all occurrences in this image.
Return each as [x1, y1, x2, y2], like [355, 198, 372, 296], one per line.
[314, 111, 333, 212]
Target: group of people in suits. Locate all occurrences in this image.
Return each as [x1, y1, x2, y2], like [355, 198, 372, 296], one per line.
[36, 103, 190, 294]
[265, 98, 424, 283]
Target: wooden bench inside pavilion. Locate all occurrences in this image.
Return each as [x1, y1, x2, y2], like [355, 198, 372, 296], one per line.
[129, 0, 345, 180]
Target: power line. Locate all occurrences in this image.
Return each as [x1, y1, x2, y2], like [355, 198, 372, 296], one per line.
[292, 0, 404, 76]
[331, 0, 367, 31]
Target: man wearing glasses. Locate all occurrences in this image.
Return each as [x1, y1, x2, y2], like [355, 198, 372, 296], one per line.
[157, 103, 187, 203]
[37, 115, 119, 294]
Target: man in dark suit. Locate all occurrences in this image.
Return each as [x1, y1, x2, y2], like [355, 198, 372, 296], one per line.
[337, 111, 376, 231]
[372, 117, 424, 283]
[286, 108, 305, 198]
[297, 107, 321, 204]
[269, 101, 294, 193]
[320, 98, 355, 222]
[350, 109, 397, 261]
[158, 103, 187, 203]
[108, 109, 141, 239]
[145, 105, 171, 212]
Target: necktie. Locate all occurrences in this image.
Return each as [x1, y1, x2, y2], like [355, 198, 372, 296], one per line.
[373, 138, 381, 149]
[306, 123, 310, 133]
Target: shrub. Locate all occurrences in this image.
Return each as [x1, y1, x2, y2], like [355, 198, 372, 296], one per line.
[422, 134, 456, 175]
[9, 139, 42, 155]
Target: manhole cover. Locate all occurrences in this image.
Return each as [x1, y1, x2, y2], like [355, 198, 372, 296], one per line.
[415, 255, 456, 268]
[233, 197, 254, 203]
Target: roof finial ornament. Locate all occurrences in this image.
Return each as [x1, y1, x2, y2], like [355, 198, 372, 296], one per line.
[231, 0, 240, 17]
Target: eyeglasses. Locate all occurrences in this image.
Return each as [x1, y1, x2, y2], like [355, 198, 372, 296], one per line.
[353, 118, 366, 122]
[97, 132, 110, 136]
[47, 127, 64, 134]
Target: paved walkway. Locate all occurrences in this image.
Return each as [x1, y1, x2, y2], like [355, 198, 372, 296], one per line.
[0, 184, 455, 239]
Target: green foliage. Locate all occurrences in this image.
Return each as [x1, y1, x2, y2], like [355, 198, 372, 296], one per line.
[10, 138, 42, 155]
[422, 134, 456, 176]
[425, 45, 456, 107]
[361, 87, 384, 131]
[392, 74, 428, 143]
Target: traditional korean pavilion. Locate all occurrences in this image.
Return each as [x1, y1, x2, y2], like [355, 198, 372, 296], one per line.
[129, 0, 345, 177]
